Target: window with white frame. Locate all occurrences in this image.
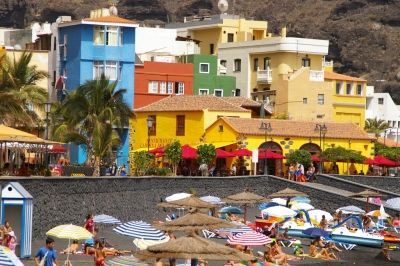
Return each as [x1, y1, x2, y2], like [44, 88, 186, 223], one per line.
[93, 61, 104, 79]
[174, 82, 184, 94]
[346, 83, 353, 95]
[148, 81, 158, 93]
[214, 89, 223, 97]
[303, 98, 307, 104]
[118, 62, 122, 81]
[106, 26, 118, 46]
[356, 84, 363, 95]
[220, 60, 227, 67]
[336, 82, 343, 95]
[199, 89, 209, 95]
[119, 27, 123, 46]
[94, 26, 105, 45]
[199, 63, 209, 73]
[318, 94, 324, 105]
[234, 59, 241, 71]
[160, 82, 167, 94]
[231, 90, 236, 96]
[105, 61, 117, 80]
[167, 82, 173, 94]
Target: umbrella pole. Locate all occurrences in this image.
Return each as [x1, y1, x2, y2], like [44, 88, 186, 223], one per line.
[244, 203, 247, 223]
[66, 238, 70, 261]
[366, 197, 369, 213]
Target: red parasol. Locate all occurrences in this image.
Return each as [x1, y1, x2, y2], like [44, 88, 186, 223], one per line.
[216, 149, 235, 158]
[149, 146, 164, 154]
[364, 158, 379, 165]
[374, 155, 398, 167]
[231, 149, 253, 157]
[259, 150, 285, 159]
[181, 145, 197, 159]
[48, 145, 67, 154]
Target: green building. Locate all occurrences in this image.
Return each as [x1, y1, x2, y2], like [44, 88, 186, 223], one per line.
[186, 54, 237, 97]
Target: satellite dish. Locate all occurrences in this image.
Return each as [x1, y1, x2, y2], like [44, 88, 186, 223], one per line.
[56, 17, 61, 23]
[109, 6, 118, 16]
[14, 44, 22, 50]
[218, 0, 229, 13]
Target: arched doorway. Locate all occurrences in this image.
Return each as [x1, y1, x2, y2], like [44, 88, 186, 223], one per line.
[299, 143, 321, 155]
[258, 141, 283, 176]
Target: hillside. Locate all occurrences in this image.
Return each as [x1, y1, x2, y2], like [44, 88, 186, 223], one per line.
[1, 0, 400, 102]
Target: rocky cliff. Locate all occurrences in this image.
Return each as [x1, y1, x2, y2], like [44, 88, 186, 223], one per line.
[1, 0, 400, 102]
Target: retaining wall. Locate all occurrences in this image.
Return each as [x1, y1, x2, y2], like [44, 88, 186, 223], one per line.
[329, 175, 400, 194]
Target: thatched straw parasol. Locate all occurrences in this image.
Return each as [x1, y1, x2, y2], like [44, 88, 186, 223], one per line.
[348, 189, 386, 212]
[134, 231, 254, 261]
[221, 188, 268, 222]
[157, 195, 216, 209]
[153, 208, 239, 231]
[267, 188, 309, 207]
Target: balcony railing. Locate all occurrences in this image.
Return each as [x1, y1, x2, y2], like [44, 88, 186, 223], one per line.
[309, 70, 324, 82]
[322, 61, 333, 67]
[257, 67, 272, 83]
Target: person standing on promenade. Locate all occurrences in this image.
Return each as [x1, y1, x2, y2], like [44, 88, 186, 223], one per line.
[110, 162, 117, 176]
[84, 213, 95, 235]
[34, 237, 59, 266]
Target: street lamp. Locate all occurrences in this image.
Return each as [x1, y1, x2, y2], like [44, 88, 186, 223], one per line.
[383, 128, 392, 148]
[146, 117, 153, 154]
[44, 100, 52, 169]
[259, 122, 272, 175]
[314, 124, 328, 174]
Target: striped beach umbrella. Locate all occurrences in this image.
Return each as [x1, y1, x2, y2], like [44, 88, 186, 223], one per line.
[227, 231, 272, 246]
[114, 221, 166, 240]
[133, 237, 170, 250]
[386, 197, 400, 209]
[46, 224, 93, 240]
[105, 255, 147, 266]
[218, 221, 254, 235]
[94, 214, 122, 224]
[0, 246, 24, 266]
[199, 195, 221, 204]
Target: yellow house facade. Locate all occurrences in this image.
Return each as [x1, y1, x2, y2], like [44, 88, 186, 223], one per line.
[205, 117, 375, 175]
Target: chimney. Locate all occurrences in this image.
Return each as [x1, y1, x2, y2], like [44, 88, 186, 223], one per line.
[281, 26, 287, 38]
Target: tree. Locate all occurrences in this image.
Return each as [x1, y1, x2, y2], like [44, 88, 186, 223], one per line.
[286, 150, 312, 169]
[131, 151, 154, 176]
[322, 146, 365, 174]
[196, 144, 217, 165]
[374, 142, 400, 162]
[364, 118, 389, 138]
[164, 140, 182, 176]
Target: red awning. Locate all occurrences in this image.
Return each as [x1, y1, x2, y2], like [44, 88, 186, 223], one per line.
[181, 145, 197, 159]
[312, 155, 328, 162]
[48, 145, 67, 154]
[231, 149, 253, 157]
[216, 149, 235, 158]
[364, 158, 379, 165]
[259, 150, 285, 159]
[149, 146, 164, 154]
[374, 155, 398, 167]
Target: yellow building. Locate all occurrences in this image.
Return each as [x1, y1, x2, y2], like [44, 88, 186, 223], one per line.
[205, 117, 375, 175]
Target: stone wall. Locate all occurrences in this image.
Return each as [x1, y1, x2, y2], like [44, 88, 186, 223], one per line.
[330, 175, 400, 194]
[0, 175, 394, 239]
[61, 166, 94, 176]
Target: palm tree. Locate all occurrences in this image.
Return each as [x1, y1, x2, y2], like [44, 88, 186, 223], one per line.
[58, 74, 135, 165]
[364, 118, 390, 138]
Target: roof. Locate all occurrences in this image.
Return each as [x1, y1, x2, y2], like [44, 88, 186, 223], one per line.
[2, 182, 33, 199]
[324, 71, 367, 82]
[58, 16, 138, 27]
[134, 95, 251, 113]
[377, 137, 398, 148]
[135, 53, 144, 66]
[223, 96, 263, 107]
[216, 117, 374, 140]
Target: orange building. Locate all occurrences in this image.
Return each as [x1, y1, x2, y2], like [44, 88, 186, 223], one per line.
[134, 61, 194, 108]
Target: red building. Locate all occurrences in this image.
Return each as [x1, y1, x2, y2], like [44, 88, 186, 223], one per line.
[134, 61, 194, 108]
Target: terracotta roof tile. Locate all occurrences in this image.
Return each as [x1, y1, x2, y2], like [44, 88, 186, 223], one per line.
[324, 71, 366, 82]
[82, 16, 138, 25]
[135, 95, 251, 113]
[223, 97, 262, 107]
[377, 137, 398, 148]
[220, 117, 374, 140]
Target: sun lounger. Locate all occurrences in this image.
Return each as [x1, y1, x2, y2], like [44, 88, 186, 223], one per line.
[202, 229, 229, 239]
[322, 236, 357, 250]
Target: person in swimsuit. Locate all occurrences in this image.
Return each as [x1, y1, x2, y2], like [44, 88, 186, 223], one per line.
[94, 241, 106, 266]
[317, 242, 339, 260]
[61, 239, 79, 254]
[288, 164, 294, 181]
[167, 231, 177, 266]
[264, 247, 289, 266]
[84, 213, 95, 235]
[319, 215, 328, 230]
[308, 240, 318, 257]
[275, 240, 305, 260]
[362, 214, 372, 230]
[2, 221, 12, 247]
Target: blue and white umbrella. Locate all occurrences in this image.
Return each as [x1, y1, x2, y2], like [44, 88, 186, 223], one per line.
[105, 255, 147, 266]
[291, 196, 311, 203]
[114, 221, 166, 240]
[94, 214, 122, 224]
[218, 221, 254, 235]
[0, 246, 24, 266]
[336, 205, 365, 214]
[200, 195, 221, 204]
[219, 206, 244, 214]
[386, 197, 400, 209]
[258, 202, 279, 210]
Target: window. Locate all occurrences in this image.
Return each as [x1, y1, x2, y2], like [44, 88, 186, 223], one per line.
[199, 89, 209, 95]
[303, 98, 307, 104]
[149, 115, 156, 135]
[118, 62, 122, 81]
[175, 82, 184, 94]
[148, 81, 158, 93]
[234, 59, 241, 71]
[227, 33, 234, 42]
[63, 35, 67, 57]
[231, 90, 235, 96]
[119, 27, 123, 45]
[356, 84, 363, 95]
[218, 125, 224, 132]
[302, 57, 310, 67]
[235, 89, 240, 96]
[254, 58, 259, 71]
[210, 43, 214, 54]
[94, 26, 105, 45]
[176, 115, 185, 136]
[214, 89, 223, 97]
[93, 61, 104, 80]
[378, 98, 384, 104]
[167, 82, 173, 94]
[105, 61, 117, 80]
[200, 63, 209, 73]
[160, 82, 166, 94]
[318, 94, 324, 105]
[336, 82, 343, 95]
[220, 60, 227, 67]
[346, 83, 353, 95]
[106, 26, 118, 46]
[264, 57, 271, 70]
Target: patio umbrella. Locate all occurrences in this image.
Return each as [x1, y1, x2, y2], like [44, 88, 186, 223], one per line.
[219, 206, 244, 214]
[302, 227, 329, 237]
[93, 214, 121, 224]
[261, 206, 296, 218]
[133, 237, 170, 250]
[0, 125, 37, 139]
[158, 195, 216, 209]
[227, 231, 272, 246]
[216, 149, 235, 158]
[133, 231, 254, 261]
[336, 205, 365, 215]
[231, 149, 253, 157]
[268, 188, 308, 207]
[348, 189, 386, 212]
[218, 221, 254, 235]
[181, 145, 197, 159]
[289, 202, 314, 211]
[270, 198, 287, 206]
[367, 210, 390, 218]
[364, 158, 379, 165]
[153, 207, 239, 231]
[386, 197, 400, 209]
[258, 202, 279, 210]
[114, 221, 166, 240]
[165, 193, 191, 202]
[291, 196, 311, 203]
[222, 188, 269, 222]
[259, 151, 286, 159]
[105, 256, 147, 266]
[374, 155, 398, 167]
[308, 210, 334, 222]
[149, 146, 164, 154]
[311, 155, 327, 162]
[0, 246, 24, 266]
[199, 195, 221, 204]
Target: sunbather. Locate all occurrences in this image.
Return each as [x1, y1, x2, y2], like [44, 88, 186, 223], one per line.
[315, 236, 327, 248]
[308, 240, 318, 257]
[264, 248, 289, 266]
[282, 228, 292, 240]
[317, 242, 339, 260]
[382, 245, 391, 260]
[60, 240, 79, 254]
[319, 215, 328, 230]
[274, 241, 305, 260]
[94, 241, 106, 266]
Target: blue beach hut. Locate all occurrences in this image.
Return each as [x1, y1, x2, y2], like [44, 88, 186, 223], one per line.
[1, 182, 33, 258]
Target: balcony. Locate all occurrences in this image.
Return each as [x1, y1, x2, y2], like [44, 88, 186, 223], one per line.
[309, 70, 324, 82]
[257, 67, 272, 84]
[322, 61, 333, 67]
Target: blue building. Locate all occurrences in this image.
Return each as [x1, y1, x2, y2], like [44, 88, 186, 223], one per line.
[58, 15, 138, 167]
